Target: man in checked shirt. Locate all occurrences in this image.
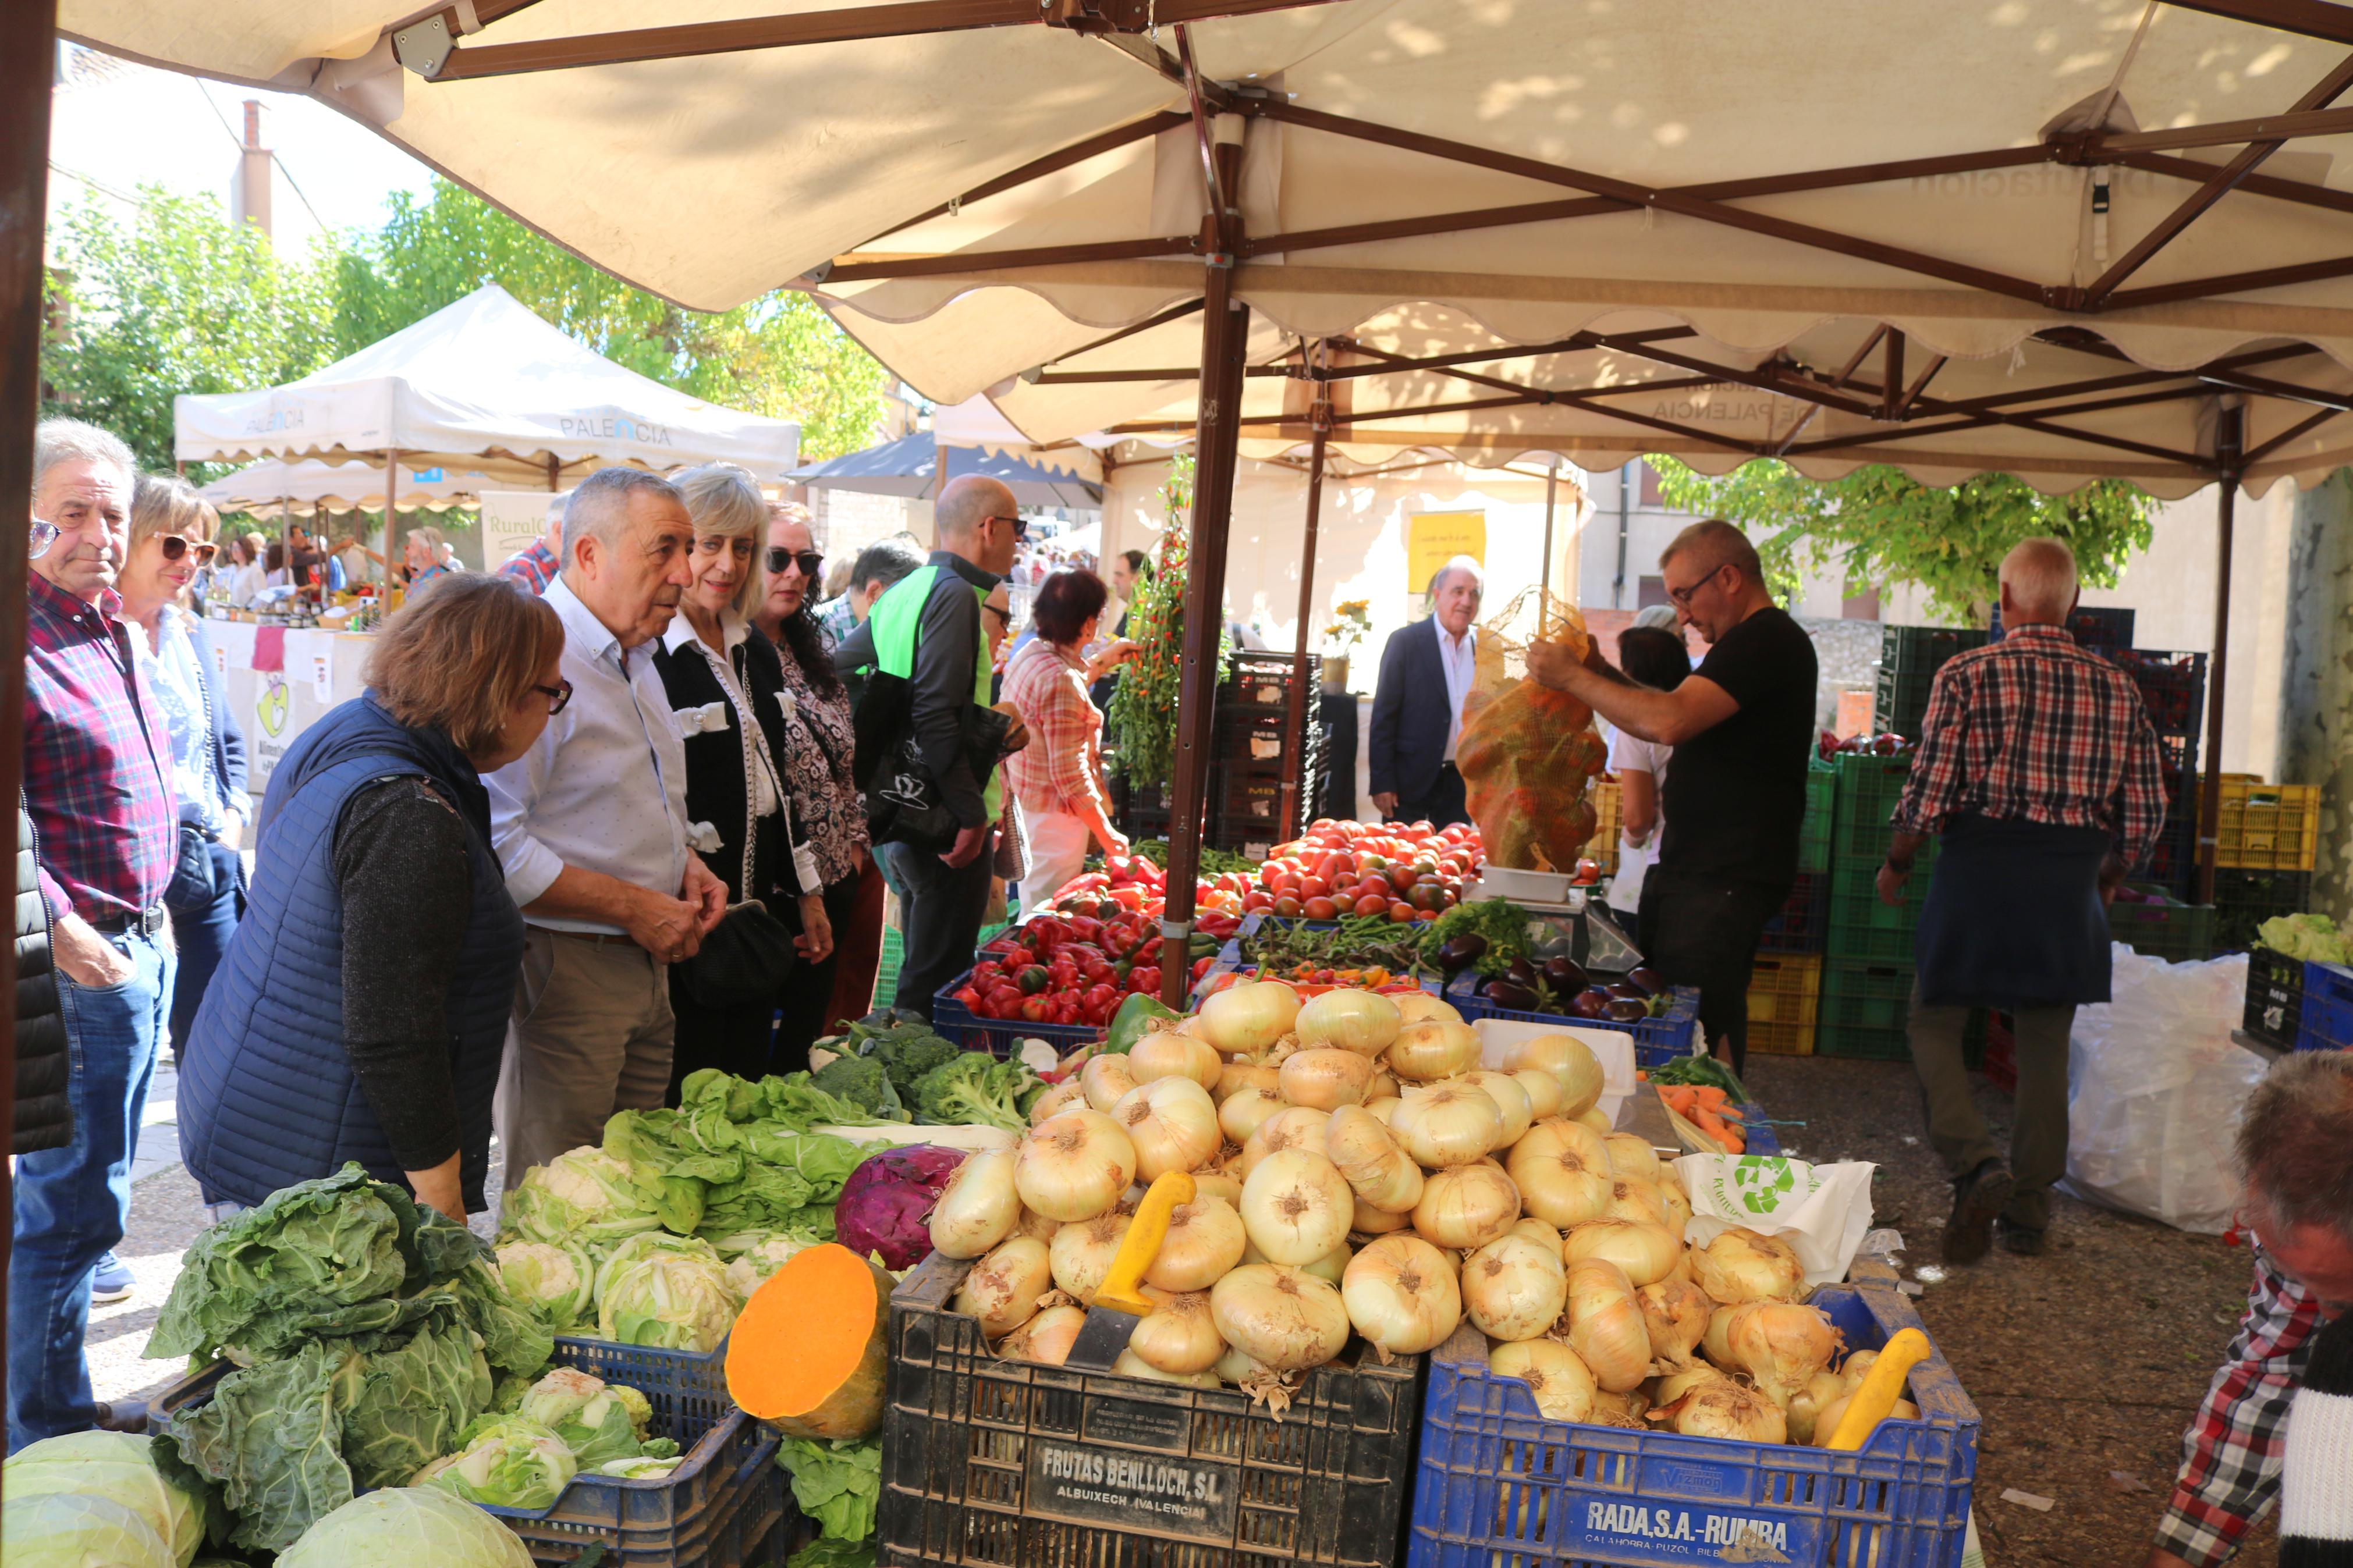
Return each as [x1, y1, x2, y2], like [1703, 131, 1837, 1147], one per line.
[1876, 538, 2169, 1266]
[2147, 1051, 2353, 1567]
[10, 419, 179, 1447]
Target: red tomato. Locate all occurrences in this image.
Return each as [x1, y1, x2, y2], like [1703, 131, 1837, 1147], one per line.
[1244, 891, 1275, 913]
[1303, 895, 1340, 921]
[1300, 874, 1330, 900]
[1273, 895, 1304, 919]
[1389, 866, 1419, 892]
[1353, 893, 1389, 918]
[1388, 901, 1416, 923]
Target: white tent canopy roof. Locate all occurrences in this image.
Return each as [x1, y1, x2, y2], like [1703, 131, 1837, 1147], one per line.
[173, 283, 801, 481]
[198, 457, 491, 514]
[70, 1, 2353, 494]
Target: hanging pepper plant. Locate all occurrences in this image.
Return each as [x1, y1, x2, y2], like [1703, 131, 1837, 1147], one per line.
[1109, 452, 1231, 783]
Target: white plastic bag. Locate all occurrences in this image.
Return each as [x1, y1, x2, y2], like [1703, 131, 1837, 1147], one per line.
[1670, 1155, 1877, 1286]
[2061, 944, 2266, 1235]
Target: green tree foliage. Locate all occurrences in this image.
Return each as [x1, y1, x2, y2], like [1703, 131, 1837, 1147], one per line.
[1108, 453, 1232, 784]
[1647, 456, 2158, 625]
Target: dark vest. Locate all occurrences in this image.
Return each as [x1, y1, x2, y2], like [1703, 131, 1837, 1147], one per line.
[178, 695, 523, 1210]
[13, 802, 69, 1155]
[651, 627, 796, 901]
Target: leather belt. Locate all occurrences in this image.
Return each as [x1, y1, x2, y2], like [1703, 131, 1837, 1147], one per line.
[87, 905, 167, 937]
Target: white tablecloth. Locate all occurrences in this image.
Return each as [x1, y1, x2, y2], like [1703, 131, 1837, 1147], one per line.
[203, 620, 375, 791]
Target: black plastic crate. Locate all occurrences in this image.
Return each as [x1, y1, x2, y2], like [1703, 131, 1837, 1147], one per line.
[2245, 945, 2305, 1048]
[2107, 648, 2208, 741]
[878, 1252, 1421, 1568]
[1872, 664, 1939, 742]
[1990, 604, 2135, 648]
[2143, 809, 2201, 901]
[1879, 625, 1990, 675]
[1226, 650, 1322, 712]
[2214, 868, 2313, 953]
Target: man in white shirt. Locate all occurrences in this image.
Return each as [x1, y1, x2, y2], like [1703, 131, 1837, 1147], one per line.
[1368, 555, 1483, 827]
[487, 467, 727, 1182]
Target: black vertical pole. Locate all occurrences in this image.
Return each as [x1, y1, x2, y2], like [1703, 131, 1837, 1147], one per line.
[2198, 402, 2244, 907]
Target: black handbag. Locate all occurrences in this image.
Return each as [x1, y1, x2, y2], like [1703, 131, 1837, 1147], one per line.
[680, 897, 796, 1008]
[854, 670, 1014, 854]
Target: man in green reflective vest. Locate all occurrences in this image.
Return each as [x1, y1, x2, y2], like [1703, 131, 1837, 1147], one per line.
[833, 475, 1023, 1014]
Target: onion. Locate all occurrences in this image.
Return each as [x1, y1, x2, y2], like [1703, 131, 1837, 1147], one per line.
[1690, 1227, 1806, 1305]
[1391, 1081, 1503, 1169]
[1198, 980, 1301, 1059]
[1209, 1265, 1351, 1371]
[1193, 1169, 1244, 1208]
[1247, 1239, 1350, 1286]
[1562, 1219, 1682, 1288]
[1560, 1257, 1651, 1393]
[1635, 1277, 1713, 1370]
[1130, 1029, 1221, 1089]
[1128, 1286, 1226, 1374]
[1386, 1020, 1481, 1082]
[1461, 1233, 1568, 1342]
[1653, 1379, 1787, 1443]
[1239, 1149, 1354, 1265]
[1605, 1178, 1671, 1229]
[1602, 1133, 1662, 1182]
[1488, 1338, 1597, 1421]
[1280, 1047, 1375, 1110]
[1510, 1217, 1564, 1257]
[1213, 1062, 1280, 1105]
[1813, 1389, 1918, 1446]
[1218, 1086, 1285, 1147]
[1367, 1066, 1401, 1103]
[1013, 1207, 1062, 1243]
[1339, 1234, 1461, 1355]
[1392, 993, 1463, 1027]
[1411, 1162, 1521, 1251]
[1144, 1197, 1248, 1292]
[1049, 1211, 1132, 1301]
[998, 1304, 1088, 1366]
[1589, 1389, 1652, 1428]
[929, 1148, 1022, 1259]
[1238, 1106, 1330, 1178]
[1112, 1076, 1221, 1181]
[1112, 1347, 1221, 1388]
[1652, 1175, 1693, 1233]
[1325, 1105, 1425, 1213]
[1652, 1364, 1731, 1407]
[1351, 1197, 1411, 1235]
[1212, 1343, 1283, 1388]
[954, 1236, 1052, 1338]
[1702, 1303, 1741, 1370]
[1510, 1068, 1564, 1122]
[1296, 989, 1403, 1057]
[1460, 1071, 1535, 1147]
[1363, 1096, 1404, 1128]
[1507, 1119, 1614, 1229]
[1507, 1034, 1605, 1119]
[1838, 1348, 1880, 1392]
[1786, 1370, 1848, 1445]
[1723, 1302, 1841, 1409]
[1016, 1108, 1138, 1222]
[1080, 1053, 1139, 1114]
[1030, 1079, 1086, 1125]
[1575, 1108, 1613, 1135]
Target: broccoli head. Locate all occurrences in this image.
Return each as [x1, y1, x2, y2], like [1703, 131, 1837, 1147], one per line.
[912, 1054, 1042, 1135]
[810, 1053, 899, 1118]
[874, 1027, 964, 1098]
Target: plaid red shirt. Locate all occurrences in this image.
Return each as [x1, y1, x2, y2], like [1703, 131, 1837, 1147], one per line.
[498, 538, 560, 595]
[1002, 638, 1108, 818]
[1890, 623, 2169, 868]
[23, 571, 176, 921]
[2156, 1246, 2322, 1566]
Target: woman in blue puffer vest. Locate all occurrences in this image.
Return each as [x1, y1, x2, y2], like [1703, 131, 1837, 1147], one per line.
[179, 574, 567, 1225]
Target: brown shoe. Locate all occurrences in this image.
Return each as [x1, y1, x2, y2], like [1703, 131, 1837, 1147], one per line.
[1995, 1218, 2046, 1256]
[90, 1399, 148, 1434]
[1942, 1160, 2015, 1265]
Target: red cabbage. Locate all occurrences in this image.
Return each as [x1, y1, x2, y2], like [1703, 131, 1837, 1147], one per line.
[833, 1145, 966, 1270]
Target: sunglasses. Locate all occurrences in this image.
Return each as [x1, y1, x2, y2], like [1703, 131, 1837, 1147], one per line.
[155, 534, 216, 563]
[531, 678, 574, 716]
[987, 513, 1030, 541]
[766, 546, 823, 581]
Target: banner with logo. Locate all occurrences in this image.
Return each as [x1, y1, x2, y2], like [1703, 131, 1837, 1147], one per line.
[481, 489, 559, 573]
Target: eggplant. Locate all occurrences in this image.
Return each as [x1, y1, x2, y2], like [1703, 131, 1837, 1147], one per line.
[1604, 998, 1650, 1023]
[1568, 987, 1613, 1019]
[1437, 932, 1489, 976]
[1506, 956, 1541, 989]
[1542, 955, 1591, 991]
[1626, 966, 1665, 997]
[1606, 981, 1649, 1002]
[1484, 979, 1541, 1011]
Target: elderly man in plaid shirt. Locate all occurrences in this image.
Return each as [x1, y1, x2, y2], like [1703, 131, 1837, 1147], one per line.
[11, 419, 179, 1448]
[1877, 536, 2169, 1267]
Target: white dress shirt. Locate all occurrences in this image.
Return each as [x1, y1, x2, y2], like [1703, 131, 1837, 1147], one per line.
[487, 575, 691, 932]
[1438, 623, 1477, 763]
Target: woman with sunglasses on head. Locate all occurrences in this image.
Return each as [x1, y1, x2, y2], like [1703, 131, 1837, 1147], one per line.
[749, 500, 878, 1049]
[122, 477, 251, 1062]
[178, 575, 565, 1224]
[652, 470, 836, 1090]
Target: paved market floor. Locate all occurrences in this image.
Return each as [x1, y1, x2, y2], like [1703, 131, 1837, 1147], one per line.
[95, 1051, 2282, 1565]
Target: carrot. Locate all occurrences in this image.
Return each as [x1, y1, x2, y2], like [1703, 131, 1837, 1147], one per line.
[726, 1242, 894, 1439]
[1692, 1086, 1729, 1110]
[1720, 1130, 1747, 1154]
[1715, 1102, 1747, 1122]
[1635, 1070, 1649, 1082]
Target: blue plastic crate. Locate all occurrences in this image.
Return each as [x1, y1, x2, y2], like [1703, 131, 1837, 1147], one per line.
[1408, 1282, 1976, 1568]
[1447, 972, 1702, 1069]
[548, 1333, 732, 1439]
[929, 971, 1103, 1058]
[2296, 960, 2353, 1052]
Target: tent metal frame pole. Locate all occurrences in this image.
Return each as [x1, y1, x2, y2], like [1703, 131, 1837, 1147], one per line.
[1279, 357, 1332, 842]
[1540, 457, 1559, 603]
[2198, 403, 2246, 906]
[385, 451, 402, 606]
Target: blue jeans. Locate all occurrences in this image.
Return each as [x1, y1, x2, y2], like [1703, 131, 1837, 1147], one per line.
[164, 833, 245, 1057]
[9, 927, 169, 1449]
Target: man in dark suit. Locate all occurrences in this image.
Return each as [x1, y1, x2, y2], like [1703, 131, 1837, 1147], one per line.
[1368, 556, 1483, 827]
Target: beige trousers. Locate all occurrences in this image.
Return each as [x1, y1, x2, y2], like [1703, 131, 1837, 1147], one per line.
[495, 927, 675, 1190]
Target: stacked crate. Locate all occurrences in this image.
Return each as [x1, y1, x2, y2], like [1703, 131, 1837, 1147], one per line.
[1818, 751, 1935, 1059]
[1872, 625, 1989, 742]
[2106, 649, 2208, 898]
[2214, 868, 2314, 954]
[1758, 762, 1838, 956]
[1212, 650, 1323, 855]
[1747, 953, 1823, 1055]
[1988, 603, 2135, 648]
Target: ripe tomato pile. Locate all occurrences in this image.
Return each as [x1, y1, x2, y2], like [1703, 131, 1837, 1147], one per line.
[1231, 819, 1483, 923]
[949, 893, 1241, 1027]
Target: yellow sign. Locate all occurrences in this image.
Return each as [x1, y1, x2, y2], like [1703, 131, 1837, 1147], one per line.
[1407, 511, 1486, 594]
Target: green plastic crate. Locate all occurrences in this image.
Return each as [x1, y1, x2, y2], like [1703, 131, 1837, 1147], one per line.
[1828, 752, 1921, 861]
[2107, 884, 2217, 963]
[1797, 762, 1837, 874]
[1816, 959, 1917, 1059]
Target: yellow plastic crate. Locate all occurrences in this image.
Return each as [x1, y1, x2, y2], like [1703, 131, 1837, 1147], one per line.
[1589, 778, 1621, 875]
[1747, 954, 1821, 1055]
[2216, 773, 2322, 871]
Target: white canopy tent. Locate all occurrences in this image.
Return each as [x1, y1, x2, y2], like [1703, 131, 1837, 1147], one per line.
[65, 0, 2353, 987]
[199, 457, 487, 514]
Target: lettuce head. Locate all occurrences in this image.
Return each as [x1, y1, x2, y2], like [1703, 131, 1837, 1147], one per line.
[4, 1430, 205, 1566]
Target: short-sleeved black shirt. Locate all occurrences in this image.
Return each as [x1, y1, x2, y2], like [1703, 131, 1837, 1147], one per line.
[1656, 607, 1819, 888]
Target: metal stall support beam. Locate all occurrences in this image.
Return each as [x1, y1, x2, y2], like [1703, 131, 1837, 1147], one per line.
[1280, 367, 1333, 841]
[2199, 401, 2246, 905]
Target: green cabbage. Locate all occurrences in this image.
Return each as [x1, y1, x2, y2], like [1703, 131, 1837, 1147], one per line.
[4, 1431, 205, 1567]
[597, 1455, 684, 1480]
[494, 1240, 594, 1331]
[428, 1417, 577, 1511]
[597, 1247, 741, 1353]
[2258, 912, 2353, 965]
[503, 1146, 665, 1247]
[2, 1491, 176, 1567]
[276, 1486, 533, 1567]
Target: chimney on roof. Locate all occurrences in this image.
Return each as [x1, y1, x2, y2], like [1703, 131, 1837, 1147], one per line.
[229, 98, 272, 240]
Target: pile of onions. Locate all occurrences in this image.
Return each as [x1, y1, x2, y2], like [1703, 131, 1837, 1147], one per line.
[1240, 1150, 1354, 1264]
[929, 1146, 1021, 1259]
[1719, 1302, 1840, 1407]
[1690, 1226, 1807, 1304]
[1130, 1029, 1221, 1089]
[1296, 989, 1402, 1056]
[1113, 1076, 1220, 1181]
[1635, 1277, 1713, 1369]
[1240, 1106, 1330, 1176]
[1340, 1235, 1461, 1356]
[1016, 1108, 1138, 1221]
[1197, 980, 1300, 1058]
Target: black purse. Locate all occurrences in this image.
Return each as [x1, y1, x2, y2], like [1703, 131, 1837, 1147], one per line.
[677, 659, 800, 1008]
[854, 670, 1015, 854]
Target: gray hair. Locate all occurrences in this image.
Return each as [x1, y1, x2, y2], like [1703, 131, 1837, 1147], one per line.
[2237, 1050, 2353, 1243]
[671, 462, 767, 541]
[562, 467, 685, 564]
[33, 418, 137, 500]
[851, 536, 926, 595]
[2000, 536, 2079, 622]
[1425, 554, 1486, 602]
[1660, 518, 1763, 588]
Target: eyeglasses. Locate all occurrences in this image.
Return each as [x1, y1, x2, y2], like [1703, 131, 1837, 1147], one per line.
[1665, 561, 1730, 608]
[765, 546, 824, 581]
[155, 534, 215, 563]
[29, 518, 57, 560]
[986, 513, 1030, 541]
[531, 678, 574, 716]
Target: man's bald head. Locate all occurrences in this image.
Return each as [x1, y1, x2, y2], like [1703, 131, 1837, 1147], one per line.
[938, 475, 1020, 575]
[1999, 537, 2079, 625]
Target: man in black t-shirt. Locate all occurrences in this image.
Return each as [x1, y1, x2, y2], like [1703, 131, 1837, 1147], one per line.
[1527, 520, 1817, 1072]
